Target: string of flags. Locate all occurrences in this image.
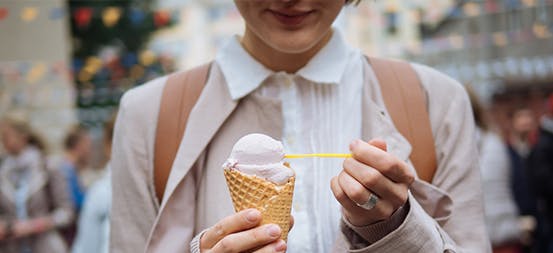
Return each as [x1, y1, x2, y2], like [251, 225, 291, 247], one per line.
[446, 0, 553, 20]
[435, 54, 553, 83]
[415, 21, 553, 55]
[0, 5, 177, 28]
[0, 61, 71, 84]
[0, 50, 175, 85]
[1, 1, 550, 29]
[3, 53, 552, 87]
[420, 0, 553, 25]
[2, 0, 548, 25]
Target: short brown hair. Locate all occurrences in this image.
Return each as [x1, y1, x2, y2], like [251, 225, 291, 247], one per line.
[2, 111, 46, 152]
[345, 0, 362, 5]
[465, 86, 489, 131]
[64, 125, 89, 150]
[104, 111, 118, 144]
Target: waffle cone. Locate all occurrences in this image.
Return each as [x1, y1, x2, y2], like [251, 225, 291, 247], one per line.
[224, 168, 295, 241]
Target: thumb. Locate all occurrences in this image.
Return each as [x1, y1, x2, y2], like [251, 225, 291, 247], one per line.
[368, 139, 387, 152]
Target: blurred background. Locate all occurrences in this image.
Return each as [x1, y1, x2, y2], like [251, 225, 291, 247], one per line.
[0, 0, 552, 253]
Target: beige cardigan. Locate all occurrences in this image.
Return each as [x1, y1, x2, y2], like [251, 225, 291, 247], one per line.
[110, 60, 492, 253]
[0, 147, 74, 253]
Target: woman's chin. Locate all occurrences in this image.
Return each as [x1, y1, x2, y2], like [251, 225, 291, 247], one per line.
[267, 38, 323, 54]
[264, 28, 332, 55]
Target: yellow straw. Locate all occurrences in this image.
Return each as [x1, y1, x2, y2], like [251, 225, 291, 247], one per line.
[284, 153, 352, 159]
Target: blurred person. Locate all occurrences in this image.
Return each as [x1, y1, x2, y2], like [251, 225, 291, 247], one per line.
[467, 88, 531, 253]
[507, 109, 539, 218]
[0, 112, 74, 253]
[0, 135, 5, 160]
[59, 125, 92, 246]
[509, 109, 538, 158]
[111, 1, 491, 252]
[72, 113, 117, 253]
[528, 94, 553, 253]
[61, 126, 92, 212]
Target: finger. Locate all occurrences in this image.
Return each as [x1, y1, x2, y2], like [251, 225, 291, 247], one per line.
[253, 239, 287, 253]
[343, 159, 408, 206]
[331, 176, 363, 212]
[368, 139, 387, 152]
[201, 209, 261, 249]
[212, 224, 282, 253]
[349, 139, 414, 184]
[337, 172, 395, 214]
[332, 176, 396, 226]
[337, 171, 372, 206]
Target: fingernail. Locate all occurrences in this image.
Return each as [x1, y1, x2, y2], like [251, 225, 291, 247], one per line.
[266, 224, 281, 237]
[274, 240, 287, 252]
[246, 210, 260, 222]
[349, 139, 360, 151]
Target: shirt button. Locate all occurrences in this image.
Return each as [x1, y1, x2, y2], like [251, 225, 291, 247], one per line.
[286, 136, 295, 145]
[284, 77, 293, 87]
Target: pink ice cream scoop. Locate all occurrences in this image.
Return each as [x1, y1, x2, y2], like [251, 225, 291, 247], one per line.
[223, 133, 295, 185]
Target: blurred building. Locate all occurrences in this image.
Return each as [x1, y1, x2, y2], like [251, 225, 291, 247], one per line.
[342, 0, 455, 58]
[409, 0, 553, 138]
[0, 0, 75, 154]
[151, 1, 243, 70]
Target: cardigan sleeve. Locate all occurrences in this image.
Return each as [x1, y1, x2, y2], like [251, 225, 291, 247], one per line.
[46, 166, 74, 228]
[339, 64, 492, 252]
[110, 82, 164, 253]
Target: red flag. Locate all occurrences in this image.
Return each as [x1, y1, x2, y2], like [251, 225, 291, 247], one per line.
[153, 10, 170, 27]
[74, 7, 93, 28]
[0, 7, 8, 21]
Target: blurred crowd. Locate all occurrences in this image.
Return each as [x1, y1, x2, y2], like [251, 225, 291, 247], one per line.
[0, 93, 552, 252]
[0, 111, 114, 253]
[470, 92, 553, 253]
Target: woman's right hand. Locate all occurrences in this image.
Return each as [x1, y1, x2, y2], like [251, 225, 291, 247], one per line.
[200, 209, 287, 253]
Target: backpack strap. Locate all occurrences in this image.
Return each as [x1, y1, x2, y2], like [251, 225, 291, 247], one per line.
[154, 63, 211, 203]
[368, 57, 437, 183]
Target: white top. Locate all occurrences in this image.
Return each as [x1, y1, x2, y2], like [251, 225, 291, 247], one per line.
[72, 168, 111, 253]
[476, 129, 521, 245]
[216, 30, 364, 252]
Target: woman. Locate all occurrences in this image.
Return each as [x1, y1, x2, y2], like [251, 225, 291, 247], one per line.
[0, 113, 74, 253]
[111, 1, 491, 252]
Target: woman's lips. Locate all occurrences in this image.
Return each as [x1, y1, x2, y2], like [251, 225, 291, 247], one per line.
[269, 9, 313, 27]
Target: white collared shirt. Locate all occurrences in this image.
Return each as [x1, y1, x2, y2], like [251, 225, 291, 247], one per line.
[215, 30, 364, 252]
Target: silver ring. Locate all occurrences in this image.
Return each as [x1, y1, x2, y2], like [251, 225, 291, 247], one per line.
[356, 193, 379, 210]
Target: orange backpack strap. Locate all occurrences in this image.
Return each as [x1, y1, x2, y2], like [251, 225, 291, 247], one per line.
[154, 63, 211, 203]
[367, 57, 437, 183]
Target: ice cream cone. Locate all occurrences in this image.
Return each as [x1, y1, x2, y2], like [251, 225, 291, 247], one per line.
[224, 168, 295, 241]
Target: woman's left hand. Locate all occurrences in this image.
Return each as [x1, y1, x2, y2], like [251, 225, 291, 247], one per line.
[331, 139, 415, 226]
[11, 218, 53, 239]
[12, 221, 36, 238]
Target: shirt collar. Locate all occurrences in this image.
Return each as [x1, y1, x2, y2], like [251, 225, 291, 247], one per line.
[215, 29, 352, 100]
[215, 35, 273, 100]
[296, 29, 352, 85]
